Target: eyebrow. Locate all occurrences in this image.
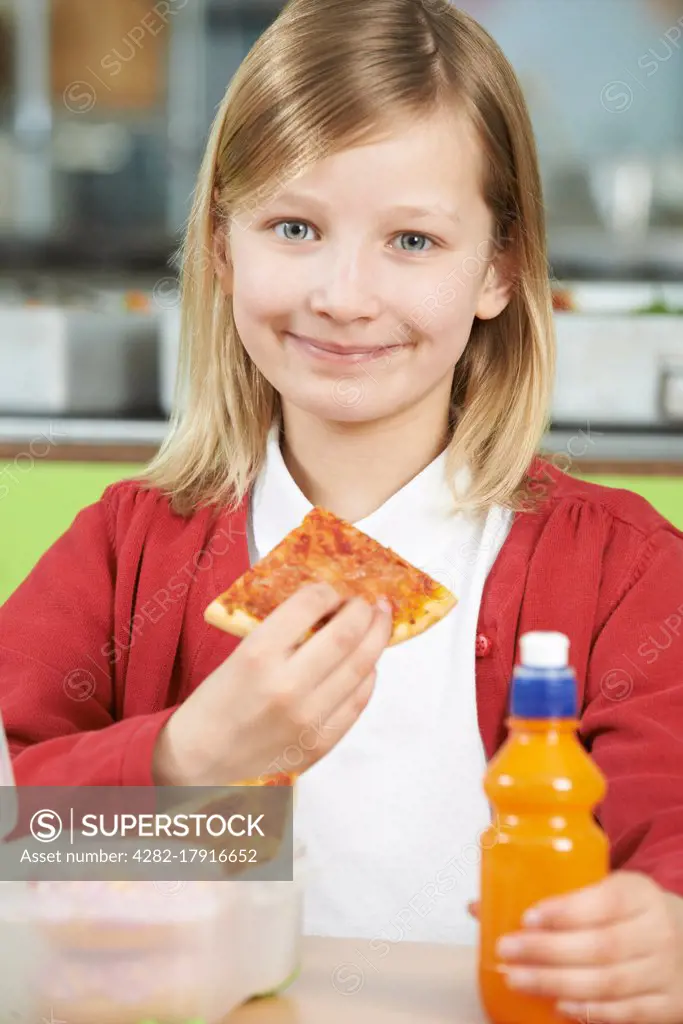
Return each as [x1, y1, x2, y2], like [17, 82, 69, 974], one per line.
[272, 191, 461, 224]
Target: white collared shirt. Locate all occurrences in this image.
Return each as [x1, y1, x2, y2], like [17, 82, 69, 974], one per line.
[247, 427, 513, 945]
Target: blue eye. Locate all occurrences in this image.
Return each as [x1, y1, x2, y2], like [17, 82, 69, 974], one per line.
[273, 221, 317, 242]
[270, 221, 436, 252]
[394, 233, 434, 252]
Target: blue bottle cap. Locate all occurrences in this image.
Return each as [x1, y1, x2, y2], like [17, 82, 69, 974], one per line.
[511, 631, 578, 719]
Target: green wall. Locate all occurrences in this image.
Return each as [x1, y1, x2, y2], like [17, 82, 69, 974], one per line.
[1, 463, 682, 606]
[578, 475, 683, 530]
[1, 463, 140, 605]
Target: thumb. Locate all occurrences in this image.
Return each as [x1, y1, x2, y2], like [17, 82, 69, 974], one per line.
[467, 900, 480, 920]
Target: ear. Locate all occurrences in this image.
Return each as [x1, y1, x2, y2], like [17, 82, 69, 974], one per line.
[212, 188, 233, 296]
[475, 257, 515, 321]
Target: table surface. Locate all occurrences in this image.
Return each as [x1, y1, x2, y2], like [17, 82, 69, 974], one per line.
[231, 937, 485, 1022]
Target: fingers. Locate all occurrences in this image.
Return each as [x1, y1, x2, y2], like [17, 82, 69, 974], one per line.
[307, 602, 392, 715]
[497, 919, 651, 968]
[556, 993, 671, 1023]
[248, 582, 345, 656]
[494, 877, 683, 1023]
[467, 901, 480, 920]
[502, 954, 664, 1005]
[290, 596, 392, 696]
[523, 873, 657, 931]
[316, 667, 378, 748]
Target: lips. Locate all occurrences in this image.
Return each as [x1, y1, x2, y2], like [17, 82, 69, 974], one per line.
[291, 334, 388, 355]
[286, 332, 409, 359]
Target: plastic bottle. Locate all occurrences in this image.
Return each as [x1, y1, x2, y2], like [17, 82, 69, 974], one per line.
[478, 631, 610, 1024]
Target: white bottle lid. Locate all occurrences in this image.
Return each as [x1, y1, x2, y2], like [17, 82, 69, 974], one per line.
[519, 631, 570, 669]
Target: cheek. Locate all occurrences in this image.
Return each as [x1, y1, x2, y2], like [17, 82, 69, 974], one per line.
[400, 242, 484, 316]
[229, 232, 302, 324]
[398, 268, 481, 356]
[231, 267, 297, 369]
[232, 256, 288, 324]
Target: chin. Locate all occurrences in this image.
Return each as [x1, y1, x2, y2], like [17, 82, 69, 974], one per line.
[284, 384, 390, 425]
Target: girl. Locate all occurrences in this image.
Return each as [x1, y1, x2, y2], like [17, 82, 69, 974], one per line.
[2, 1, 683, 1019]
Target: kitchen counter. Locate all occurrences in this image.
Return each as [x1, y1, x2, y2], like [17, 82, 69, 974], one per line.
[0, 416, 167, 464]
[231, 936, 483, 1022]
[0, 417, 681, 474]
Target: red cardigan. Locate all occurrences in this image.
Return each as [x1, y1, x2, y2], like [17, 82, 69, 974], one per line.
[1, 459, 683, 895]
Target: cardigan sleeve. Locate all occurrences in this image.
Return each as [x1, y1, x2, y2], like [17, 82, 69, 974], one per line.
[581, 524, 683, 897]
[0, 485, 177, 786]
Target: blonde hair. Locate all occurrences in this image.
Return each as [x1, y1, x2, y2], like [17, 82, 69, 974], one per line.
[143, 0, 555, 517]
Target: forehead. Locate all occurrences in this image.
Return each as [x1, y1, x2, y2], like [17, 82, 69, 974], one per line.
[275, 106, 485, 210]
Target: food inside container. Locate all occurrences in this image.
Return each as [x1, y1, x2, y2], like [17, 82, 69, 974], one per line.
[0, 842, 305, 1024]
[34, 878, 232, 1024]
[0, 717, 303, 1021]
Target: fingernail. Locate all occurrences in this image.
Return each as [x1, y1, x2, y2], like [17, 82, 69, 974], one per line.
[377, 598, 393, 618]
[496, 936, 523, 959]
[522, 908, 544, 927]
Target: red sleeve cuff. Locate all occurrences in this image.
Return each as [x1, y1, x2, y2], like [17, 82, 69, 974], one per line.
[120, 706, 179, 787]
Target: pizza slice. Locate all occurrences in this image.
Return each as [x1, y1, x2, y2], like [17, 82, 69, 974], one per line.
[204, 507, 457, 647]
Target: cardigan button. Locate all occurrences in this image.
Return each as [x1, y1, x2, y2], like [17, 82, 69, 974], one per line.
[475, 633, 493, 658]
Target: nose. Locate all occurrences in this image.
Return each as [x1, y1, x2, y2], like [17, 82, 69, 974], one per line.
[308, 248, 381, 323]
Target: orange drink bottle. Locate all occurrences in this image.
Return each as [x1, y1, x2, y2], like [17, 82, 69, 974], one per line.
[478, 631, 610, 1024]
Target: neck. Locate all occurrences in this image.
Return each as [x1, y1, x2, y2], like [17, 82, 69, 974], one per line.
[279, 390, 453, 523]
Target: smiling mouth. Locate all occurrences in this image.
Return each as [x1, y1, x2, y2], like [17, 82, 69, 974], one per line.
[285, 332, 410, 361]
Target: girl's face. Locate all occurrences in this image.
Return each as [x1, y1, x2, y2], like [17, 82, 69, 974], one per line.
[219, 107, 512, 424]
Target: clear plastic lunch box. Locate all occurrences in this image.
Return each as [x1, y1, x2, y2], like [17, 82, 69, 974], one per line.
[0, 840, 305, 1024]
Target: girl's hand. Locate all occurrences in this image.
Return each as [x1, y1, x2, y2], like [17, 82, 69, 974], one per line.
[470, 872, 683, 1022]
[153, 582, 393, 786]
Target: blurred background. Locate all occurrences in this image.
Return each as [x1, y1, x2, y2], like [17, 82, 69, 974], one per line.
[0, 0, 682, 600]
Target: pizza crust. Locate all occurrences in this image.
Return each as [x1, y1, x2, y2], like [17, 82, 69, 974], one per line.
[389, 588, 457, 646]
[204, 585, 456, 647]
[203, 600, 261, 637]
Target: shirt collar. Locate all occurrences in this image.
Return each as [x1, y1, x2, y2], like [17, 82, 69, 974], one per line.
[250, 423, 473, 561]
